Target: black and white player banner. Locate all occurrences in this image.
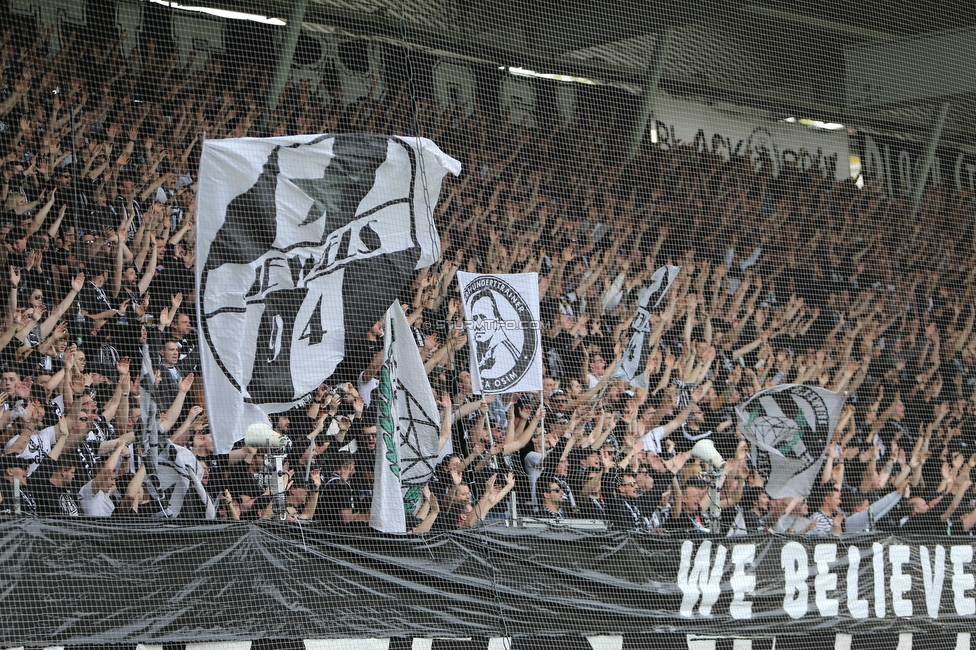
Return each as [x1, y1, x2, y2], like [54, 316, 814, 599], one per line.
[372, 301, 441, 533]
[196, 134, 460, 453]
[735, 384, 846, 499]
[612, 265, 680, 387]
[457, 272, 543, 395]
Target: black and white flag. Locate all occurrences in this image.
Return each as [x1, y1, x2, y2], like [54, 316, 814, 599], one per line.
[735, 384, 846, 499]
[196, 134, 460, 453]
[457, 272, 543, 394]
[611, 265, 680, 387]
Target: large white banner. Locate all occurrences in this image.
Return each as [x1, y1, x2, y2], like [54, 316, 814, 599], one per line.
[457, 272, 543, 395]
[654, 93, 850, 181]
[197, 134, 460, 454]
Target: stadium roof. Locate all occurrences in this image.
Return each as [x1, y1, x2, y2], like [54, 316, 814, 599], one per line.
[197, 0, 976, 150]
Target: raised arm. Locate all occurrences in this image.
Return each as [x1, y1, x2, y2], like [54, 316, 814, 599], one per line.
[159, 372, 194, 433]
[38, 272, 84, 339]
[464, 472, 516, 527]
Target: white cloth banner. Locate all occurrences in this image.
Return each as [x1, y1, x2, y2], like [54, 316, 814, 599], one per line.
[457, 272, 543, 395]
[196, 134, 460, 454]
[735, 384, 846, 499]
[653, 93, 850, 181]
[371, 301, 441, 533]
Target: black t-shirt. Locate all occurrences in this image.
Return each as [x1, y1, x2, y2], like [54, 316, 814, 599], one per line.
[666, 510, 712, 534]
[544, 331, 584, 382]
[605, 493, 647, 530]
[0, 479, 37, 516]
[538, 505, 563, 520]
[577, 494, 606, 520]
[79, 281, 115, 317]
[329, 338, 382, 385]
[30, 459, 80, 517]
[317, 474, 357, 526]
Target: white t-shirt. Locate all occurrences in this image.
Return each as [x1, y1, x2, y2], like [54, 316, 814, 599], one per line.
[79, 480, 116, 517]
[638, 426, 667, 455]
[5, 425, 57, 476]
[358, 373, 380, 409]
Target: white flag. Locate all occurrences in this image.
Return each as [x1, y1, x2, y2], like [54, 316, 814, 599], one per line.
[735, 384, 846, 499]
[370, 301, 441, 533]
[196, 134, 460, 453]
[611, 265, 680, 387]
[456, 272, 543, 395]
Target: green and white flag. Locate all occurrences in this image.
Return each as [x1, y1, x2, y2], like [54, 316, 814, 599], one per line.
[735, 384, 846, 499]
[370, 301, 441, 533]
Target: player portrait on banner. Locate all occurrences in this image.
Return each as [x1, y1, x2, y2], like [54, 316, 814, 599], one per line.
[456, 272, 543, 394]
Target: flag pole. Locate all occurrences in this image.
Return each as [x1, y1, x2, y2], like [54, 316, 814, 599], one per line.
[478, 393, 512, 525]
[538, 388, 546, 473]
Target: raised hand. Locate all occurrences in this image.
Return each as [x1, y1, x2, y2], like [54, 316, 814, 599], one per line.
[70, 271, 85, 293]
[135, 295, 149, 320]
[178, 372, 195, 392]
[439, 392, 453, 412]
[52, 322, 68, 339]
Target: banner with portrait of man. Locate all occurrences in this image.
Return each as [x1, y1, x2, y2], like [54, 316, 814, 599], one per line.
[457, 272, 543, 395]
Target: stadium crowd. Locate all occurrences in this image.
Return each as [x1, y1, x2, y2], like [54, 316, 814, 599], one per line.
[2, 22, 976, 536]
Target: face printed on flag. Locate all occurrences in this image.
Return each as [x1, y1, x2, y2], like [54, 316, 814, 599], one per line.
[197, 134, 460, 453]
[468, 290, 524, 375]
[457, 272, 543, 394]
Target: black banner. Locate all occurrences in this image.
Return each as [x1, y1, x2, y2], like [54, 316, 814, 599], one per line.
[1, 519, 975, 646]
[855, 132, 976, 196]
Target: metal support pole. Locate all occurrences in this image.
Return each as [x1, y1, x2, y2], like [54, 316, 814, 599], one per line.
[263, 0, 309, 133]
[626, 31, 670, 162]
[70, 105, 79, 245]
[911, 101, 951, 216]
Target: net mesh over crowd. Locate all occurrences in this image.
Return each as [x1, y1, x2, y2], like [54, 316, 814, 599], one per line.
[1, 1, 976, 649]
